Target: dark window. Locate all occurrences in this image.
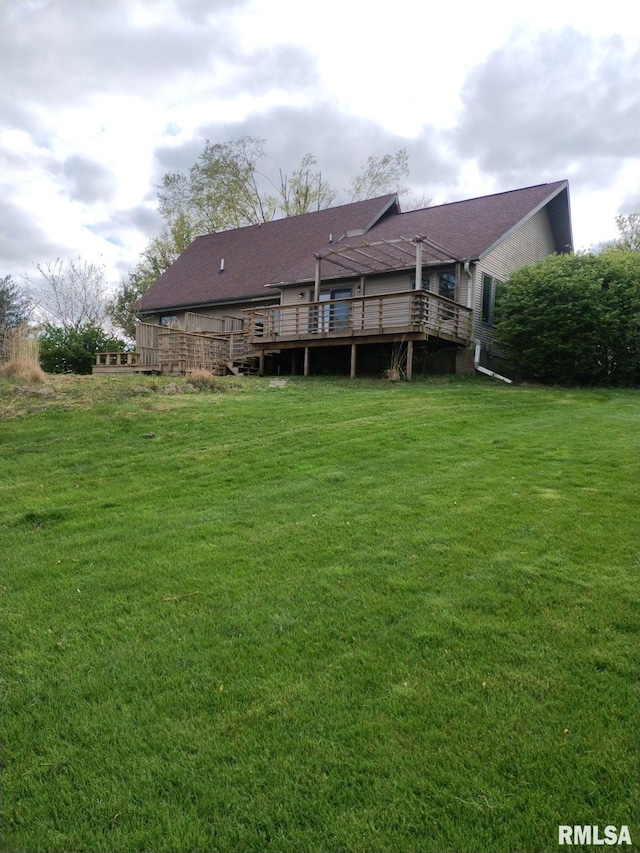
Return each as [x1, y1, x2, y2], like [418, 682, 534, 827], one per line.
[438, 273, 456, 301]
[481, 275, 503, 325]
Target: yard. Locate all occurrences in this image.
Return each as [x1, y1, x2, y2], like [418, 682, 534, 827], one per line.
[1, 374, 638, 852]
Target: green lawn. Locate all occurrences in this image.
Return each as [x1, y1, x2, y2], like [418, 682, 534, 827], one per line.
[1, 374, 638, 853]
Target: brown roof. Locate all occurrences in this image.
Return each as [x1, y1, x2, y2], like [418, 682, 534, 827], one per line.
[365, 180, 571, 260]
[280, 181, 572, 283]
[137, 182, 571, 312]
[136, 194, 398, 313]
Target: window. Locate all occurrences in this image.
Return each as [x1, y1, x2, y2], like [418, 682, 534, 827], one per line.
[438, 273, 456, 302]
[312, 288, 352, 333]
[481, 275, 503, 325]
[160, 315, 178, 327]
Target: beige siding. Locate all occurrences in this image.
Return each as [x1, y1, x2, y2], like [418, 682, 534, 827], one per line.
[281, 286, 315, 306]
[362, 273, 412, 297]
[280, 270, 459, 303]
[472, 208, 556, 351]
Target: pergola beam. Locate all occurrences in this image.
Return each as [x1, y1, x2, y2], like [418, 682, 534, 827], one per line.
[317, 235, 463, 277]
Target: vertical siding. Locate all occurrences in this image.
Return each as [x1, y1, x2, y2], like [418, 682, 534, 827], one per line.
[472, 208, 556, 352]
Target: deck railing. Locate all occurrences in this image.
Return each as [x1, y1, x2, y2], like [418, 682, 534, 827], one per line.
[245, 290, 472, 345]
[95, 351, 142, 367]
[156, 328, 252, 374]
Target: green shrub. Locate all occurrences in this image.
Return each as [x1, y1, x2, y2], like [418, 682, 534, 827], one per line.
[39, 323, 128, 374]
[495, 249, 640, 385]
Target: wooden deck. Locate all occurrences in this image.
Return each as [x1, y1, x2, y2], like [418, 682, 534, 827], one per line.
[93, 352, 160, 374]
[94, 293, 472, 378]
[245, 290, 472, 349]
[93, 322, 258, 377]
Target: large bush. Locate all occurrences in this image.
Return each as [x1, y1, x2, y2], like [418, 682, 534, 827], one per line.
[495, 249, 640, 386]
[39, 323, 128, 375]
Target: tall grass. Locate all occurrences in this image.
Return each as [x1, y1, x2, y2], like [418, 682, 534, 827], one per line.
[0, 323, 45, 382]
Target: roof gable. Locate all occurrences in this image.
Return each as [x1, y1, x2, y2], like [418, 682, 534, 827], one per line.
[363, 181, 572, 261]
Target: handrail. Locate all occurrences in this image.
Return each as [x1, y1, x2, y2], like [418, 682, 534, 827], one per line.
[245, 290, 472, 344]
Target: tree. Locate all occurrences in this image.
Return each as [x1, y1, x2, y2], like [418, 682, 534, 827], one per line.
[159, 136, 274, 235]
[0, 275, 32, 333]
[108, 214, 196, 339]
[25, 257, 109, 332]
[277, 153, 336, 217]
[349, 149, 410, 201]
[39, 323, 127, 375]
[0, 275, 34, 363]
[612, 213, 640, 252]
[158, 136, 411, 238]
[495, 250, 640, 386]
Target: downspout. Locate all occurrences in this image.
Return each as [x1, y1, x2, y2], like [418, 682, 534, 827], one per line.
[464, 261, 473, 309]
[474, 341, 512, 384]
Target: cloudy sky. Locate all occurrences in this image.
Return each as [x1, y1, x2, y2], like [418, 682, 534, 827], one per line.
[2, 0, 639, 288]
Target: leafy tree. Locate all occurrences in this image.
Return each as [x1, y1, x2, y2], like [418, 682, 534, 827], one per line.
[612, 213, 640, 252]
[277, 153, 336, 217]
[0, 275, 32, 333]
[159, 136, 274, 235]
[25, 257, 109, 331]
[349, 149, 409, 201]
[495, 250, 640, 386]
[39, 323, 127, 375]
[108, 213, 195, 338]
[158, 135, 410, 239]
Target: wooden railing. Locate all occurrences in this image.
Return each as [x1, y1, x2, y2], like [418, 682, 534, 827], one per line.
[245, 290, 472, 345]
[156, 328, 252, 374]
[95, 351, 141, 367]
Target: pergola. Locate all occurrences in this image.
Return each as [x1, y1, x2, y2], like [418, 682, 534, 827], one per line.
[311, 234, 465, 300]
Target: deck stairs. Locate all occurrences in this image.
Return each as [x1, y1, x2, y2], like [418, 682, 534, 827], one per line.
[224, 357, 259, 376]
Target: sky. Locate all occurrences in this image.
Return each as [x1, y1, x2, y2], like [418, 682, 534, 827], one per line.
[1, 0, 639, 290]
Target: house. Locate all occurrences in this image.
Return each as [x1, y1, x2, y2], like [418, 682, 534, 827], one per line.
[94, 180, 572, 378]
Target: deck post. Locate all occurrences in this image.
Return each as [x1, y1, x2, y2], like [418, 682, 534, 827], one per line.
[304, 347, 310, 376]
[314, 255, 322, 302]
[350, 343, 357, 379]
[414, 238, 423, 290]
[406, 340, 413, 381]
[258, 351, 265, 375]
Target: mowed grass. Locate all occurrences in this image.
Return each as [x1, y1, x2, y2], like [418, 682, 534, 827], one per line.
[1, 375, 638, 853]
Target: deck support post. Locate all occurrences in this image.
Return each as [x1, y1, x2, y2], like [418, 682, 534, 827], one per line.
[350, 343, 357, 379]
[258, 351, 265, 375]
[304, 347, 310, 376]
[406, 340, 413, 381]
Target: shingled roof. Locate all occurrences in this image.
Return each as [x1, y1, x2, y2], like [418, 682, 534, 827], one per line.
[136, 181, 571, 312]
[276, 181, 572, 284]
[136, 194, 398, 313]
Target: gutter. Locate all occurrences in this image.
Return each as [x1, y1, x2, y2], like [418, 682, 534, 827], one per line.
[474, 341, 513, 384]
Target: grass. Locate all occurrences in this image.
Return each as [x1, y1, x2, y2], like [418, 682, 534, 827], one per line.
[1, 374, 638, 852]
[0, 323, 45, 384]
